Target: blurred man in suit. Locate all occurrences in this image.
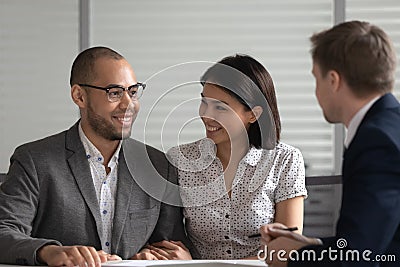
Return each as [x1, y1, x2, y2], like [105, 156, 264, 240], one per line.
[0, 46, 193, 266]
[260, 21, 400, 267]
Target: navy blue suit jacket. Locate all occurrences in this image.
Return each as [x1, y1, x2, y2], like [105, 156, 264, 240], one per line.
[290, 93, 400, 266]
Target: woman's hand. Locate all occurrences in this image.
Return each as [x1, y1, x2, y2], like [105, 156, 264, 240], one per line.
[146, 240, 192, 260]
[130, 248, 158, 260]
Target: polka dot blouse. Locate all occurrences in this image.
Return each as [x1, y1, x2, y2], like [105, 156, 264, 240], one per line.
[167, 138, 307, 259]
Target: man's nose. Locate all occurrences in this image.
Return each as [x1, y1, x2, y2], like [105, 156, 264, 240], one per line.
[119, 91, 134, 109]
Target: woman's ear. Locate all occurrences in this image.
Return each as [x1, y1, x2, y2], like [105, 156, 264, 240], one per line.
[71, 84, 86, 108]
[250, 106, 263, 123]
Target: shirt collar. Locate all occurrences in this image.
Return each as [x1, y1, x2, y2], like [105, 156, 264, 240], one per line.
[199, 138, 263, 167]
[344, 96, 380, 148]
[78, 122, 122, 164]
[243, 147, 263, 166]
[199, 138, 217, 160]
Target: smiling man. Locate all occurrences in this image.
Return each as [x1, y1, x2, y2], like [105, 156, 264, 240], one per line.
[0, 47, 193, 266]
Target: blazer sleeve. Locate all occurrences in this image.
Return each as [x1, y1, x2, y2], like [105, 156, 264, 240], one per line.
[147, 155, 200, 258]
[0, 146, 61, 265]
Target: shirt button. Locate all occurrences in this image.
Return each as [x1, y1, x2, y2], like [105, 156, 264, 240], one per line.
[103, 210, 107, 215]
[226, 249, 231, 254]
[98, 157, 102, 161]
[224, 236, 229, 239]
[105, 242, 110, 246]
[86, 155, 91, 159]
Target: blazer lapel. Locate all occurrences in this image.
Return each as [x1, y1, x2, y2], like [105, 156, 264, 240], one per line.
[343, 93, 400, 180]
[111, 149, 135, 252]
[111, 139, 168, 252]
[346, 93, 399, 155]
[65, 122, 103, 241]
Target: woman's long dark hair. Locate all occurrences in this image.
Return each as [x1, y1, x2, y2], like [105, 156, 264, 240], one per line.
[200, 54, 280, 149]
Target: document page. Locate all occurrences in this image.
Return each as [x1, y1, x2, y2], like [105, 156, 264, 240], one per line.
[102, 260, 267, 267]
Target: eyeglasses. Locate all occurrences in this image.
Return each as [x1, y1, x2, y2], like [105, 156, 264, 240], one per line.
[79, 83, 146, 102]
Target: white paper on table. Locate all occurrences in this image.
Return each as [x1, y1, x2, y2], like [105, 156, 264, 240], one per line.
[102, 260, 267, 267]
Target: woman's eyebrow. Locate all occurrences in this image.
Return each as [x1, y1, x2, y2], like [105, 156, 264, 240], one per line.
[200, 93, 229, 105]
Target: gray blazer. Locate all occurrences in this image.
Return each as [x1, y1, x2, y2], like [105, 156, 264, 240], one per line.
[0, 122, 194, 265]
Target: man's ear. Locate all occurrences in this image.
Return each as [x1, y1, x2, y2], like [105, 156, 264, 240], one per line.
[250, 106, 263, 123]
[328, 70, 341, 93]
[71, 84, 86, 108]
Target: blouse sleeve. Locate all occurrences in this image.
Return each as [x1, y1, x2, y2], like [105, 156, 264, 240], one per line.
[274, 147, 307, 203]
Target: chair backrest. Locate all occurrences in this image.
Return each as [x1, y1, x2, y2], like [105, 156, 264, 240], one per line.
[303, 175, 342, 237]
[305, 175, 342, 186]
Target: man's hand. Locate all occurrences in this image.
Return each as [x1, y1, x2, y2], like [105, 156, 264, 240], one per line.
[37, 245, 121, 267]
[260, 223, 322, 267]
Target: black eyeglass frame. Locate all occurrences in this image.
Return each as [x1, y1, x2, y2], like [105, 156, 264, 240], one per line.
[78, 83, 146, 101]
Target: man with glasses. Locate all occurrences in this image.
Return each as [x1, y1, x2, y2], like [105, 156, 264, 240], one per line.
[0, 46, 194, 266]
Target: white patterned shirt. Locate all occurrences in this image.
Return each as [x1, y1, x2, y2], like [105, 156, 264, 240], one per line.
[78, 124, 121, 253]
[167, 138, 307, 259]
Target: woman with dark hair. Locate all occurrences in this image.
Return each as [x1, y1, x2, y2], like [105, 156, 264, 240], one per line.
[149, 54, 307, 260]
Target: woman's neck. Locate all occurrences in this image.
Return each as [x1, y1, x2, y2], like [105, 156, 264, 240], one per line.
[216, 139, 250, 170]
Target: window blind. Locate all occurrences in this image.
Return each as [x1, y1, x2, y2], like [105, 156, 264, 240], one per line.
[347, 0, 400, 99]
[0, 0, 79, 172]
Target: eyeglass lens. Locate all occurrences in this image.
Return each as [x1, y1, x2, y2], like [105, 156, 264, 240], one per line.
[107, 85, 144, 102]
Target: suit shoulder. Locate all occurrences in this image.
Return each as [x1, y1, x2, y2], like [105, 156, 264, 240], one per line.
[124, 138, 167, 160]
[357, 113, 400, 150]
[13, 130, 68, 156]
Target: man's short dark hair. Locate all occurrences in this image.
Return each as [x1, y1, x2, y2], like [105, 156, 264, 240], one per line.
[70, 46, 124, 87]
